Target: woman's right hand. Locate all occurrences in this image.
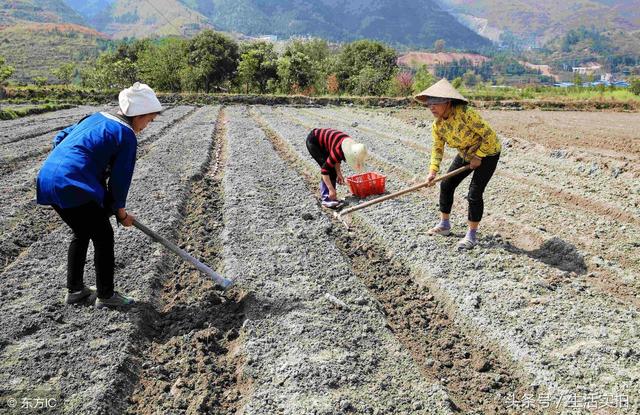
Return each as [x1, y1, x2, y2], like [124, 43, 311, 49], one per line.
[117, 209, 135, 227]
[426, 171, 437, 186]
[329, 189, 337, 200]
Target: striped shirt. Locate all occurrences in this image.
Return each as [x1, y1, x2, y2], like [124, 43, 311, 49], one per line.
[311, 128, 350, 175]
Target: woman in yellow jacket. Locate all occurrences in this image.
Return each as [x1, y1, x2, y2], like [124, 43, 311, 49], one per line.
[415, 79, 501, 250]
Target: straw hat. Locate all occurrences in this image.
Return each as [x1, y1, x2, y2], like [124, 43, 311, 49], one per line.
[342, 138, 367, 173]
[119, 82, 164, 117]
[414, 78, 468, 105]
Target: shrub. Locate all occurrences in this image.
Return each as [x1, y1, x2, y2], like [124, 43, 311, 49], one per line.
[412, 65, 435, 94]
[630, 78, 640, 96]
[326, 74, 339, 95]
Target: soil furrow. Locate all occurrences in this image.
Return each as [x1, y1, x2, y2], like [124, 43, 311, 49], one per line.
[306, 106, 640, 221]
[293, 107, 639, 217]
[376, 106, 640, 178]
[0, 106, 197, 178]
[0, 133, 55, 177]
[0, 106, 107, 145]
[127, 107, 248, 414]
[0, 106, 198, 275]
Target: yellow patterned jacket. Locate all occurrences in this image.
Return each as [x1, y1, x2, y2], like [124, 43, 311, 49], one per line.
[430, 105, 501, 173]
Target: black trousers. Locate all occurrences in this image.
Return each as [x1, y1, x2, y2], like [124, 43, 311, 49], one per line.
[53, 202, 115, 299]
[306, 131, 337, 186]
[439, 153, 500, 222]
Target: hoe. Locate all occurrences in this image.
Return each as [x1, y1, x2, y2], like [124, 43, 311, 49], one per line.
[334, 165, 470, 229]
[133, 219, 234, 290]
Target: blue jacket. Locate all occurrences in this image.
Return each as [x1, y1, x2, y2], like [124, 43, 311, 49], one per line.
[36, 112, 137, 210]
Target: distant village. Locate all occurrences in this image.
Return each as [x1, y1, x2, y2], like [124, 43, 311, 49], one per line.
[244, 34, 634, 89]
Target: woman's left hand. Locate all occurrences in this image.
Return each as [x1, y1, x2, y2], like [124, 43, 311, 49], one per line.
[470, 156, 482, 169]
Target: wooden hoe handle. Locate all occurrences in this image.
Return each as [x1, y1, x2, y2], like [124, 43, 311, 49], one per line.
[338, 165, 471, 217]
[133, 219, 234, 290]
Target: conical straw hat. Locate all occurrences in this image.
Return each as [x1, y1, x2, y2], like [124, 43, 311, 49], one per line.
[414, 78, 468, 104]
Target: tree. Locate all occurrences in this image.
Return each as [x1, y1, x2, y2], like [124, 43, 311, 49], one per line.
[452, 77, 463, 88]
[182, 30, 239, 92]
[114, 39, 153, 62]
[81, 53, 139, 89]
[462, 70, 479, 87]
[0, 55, 14, 85]
[392, 71, 414, 96]
[276, 39, 334, 94]
[335, 40, 397, 95]
[630, 77, 640, 96]
[353, 66, 393, 96]
[434, 39, 446, 53]
[277, 51, 315, 94]
[237, 42, 278, 93]
[53, 63, 76, 85]
[412, 65, 435, 93]
[138, 37, 187, 92]
[286, 39, 331, 64]
[573, 73, 583, 86]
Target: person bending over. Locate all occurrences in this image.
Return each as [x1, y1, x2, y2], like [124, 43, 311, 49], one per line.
[415, 79, 501, 250]
[36, 82, 163, 307]
[305, 128, 367, 208]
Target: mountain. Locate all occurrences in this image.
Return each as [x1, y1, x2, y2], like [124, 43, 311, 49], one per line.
[63, 0, 113, 20]
[88, 0, 212, 38]
[435, 0, 640, 47]
[0, 1, 107, 82]
[188, 0, 492, 50]
[0, 0, 85, 26]
[63, 0, 491, 49]
[0, 23, 107, 82]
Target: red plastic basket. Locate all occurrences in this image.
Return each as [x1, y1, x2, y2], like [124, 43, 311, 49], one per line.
[347, 172, 387, 198]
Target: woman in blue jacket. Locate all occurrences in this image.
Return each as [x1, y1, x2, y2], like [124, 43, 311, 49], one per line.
[36, 83, 163, 308]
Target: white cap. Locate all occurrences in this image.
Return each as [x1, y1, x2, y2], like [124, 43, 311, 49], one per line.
[118, 82, 163, 116]
[342, 138, 367, 173]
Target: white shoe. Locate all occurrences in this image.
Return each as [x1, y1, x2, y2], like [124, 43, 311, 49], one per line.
[427, 224, 451, 236]
[64, 286, 95, 304]
[321, 200, 341, 209]
[457, 237, 477, 250]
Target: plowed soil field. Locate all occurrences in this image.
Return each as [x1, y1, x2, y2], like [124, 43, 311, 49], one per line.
[1, 105, 638, 414]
